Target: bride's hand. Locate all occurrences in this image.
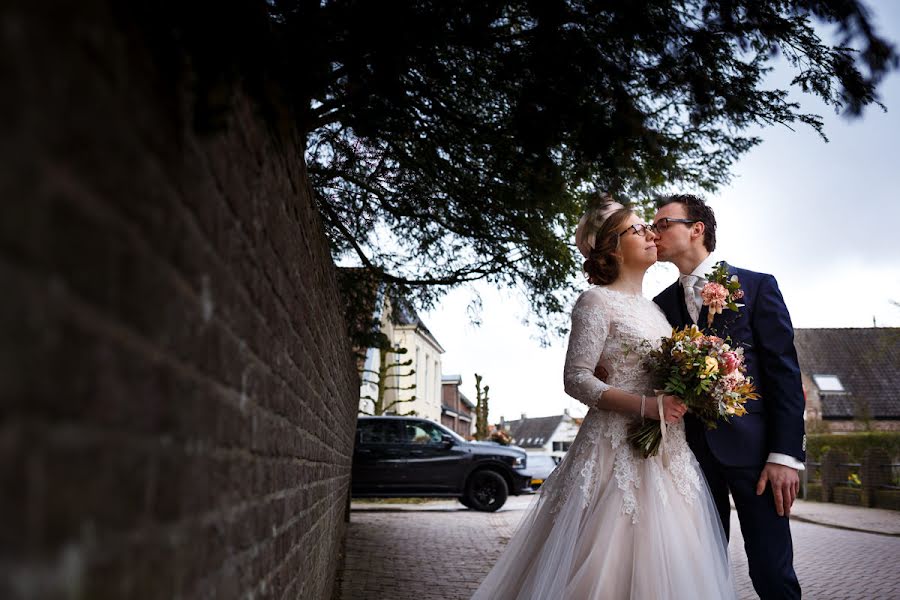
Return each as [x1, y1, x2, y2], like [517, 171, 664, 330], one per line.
[647, 394, 687, 424]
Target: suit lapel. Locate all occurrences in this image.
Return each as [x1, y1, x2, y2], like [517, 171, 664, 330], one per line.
[657, 281, 692, 328]
[698, 298, 709, 330]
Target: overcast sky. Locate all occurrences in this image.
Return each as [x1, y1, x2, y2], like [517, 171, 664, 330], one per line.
[422, 1, 900, 423]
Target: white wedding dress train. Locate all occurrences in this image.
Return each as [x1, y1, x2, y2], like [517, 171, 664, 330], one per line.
[472, 287, 736, 600]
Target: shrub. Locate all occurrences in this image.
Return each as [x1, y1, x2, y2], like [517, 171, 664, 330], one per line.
[489, 429, 512, 446]
[806, 432, 900, 463]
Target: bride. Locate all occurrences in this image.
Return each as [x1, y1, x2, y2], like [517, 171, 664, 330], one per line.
[472, 200, 736, 599]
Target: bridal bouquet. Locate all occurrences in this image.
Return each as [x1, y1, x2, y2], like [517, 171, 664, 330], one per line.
[627, 325, 757, 458]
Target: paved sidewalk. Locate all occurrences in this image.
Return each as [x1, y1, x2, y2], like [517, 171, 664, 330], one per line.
[336, 497, 900, 599]
[788, 499, 900, 536]
[352, 497, 900, 536]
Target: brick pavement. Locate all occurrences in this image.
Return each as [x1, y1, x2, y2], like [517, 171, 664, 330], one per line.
[334, 497, 900, 599]
[729, 514, 900, 599]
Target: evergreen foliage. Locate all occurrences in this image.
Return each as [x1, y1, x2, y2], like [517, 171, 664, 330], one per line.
[136, 1, 897, 330]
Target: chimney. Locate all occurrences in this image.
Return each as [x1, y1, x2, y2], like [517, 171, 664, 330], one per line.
[520, 412, 527, 421]
[563, 408, 569, 417]
[499, 416, 506, 429]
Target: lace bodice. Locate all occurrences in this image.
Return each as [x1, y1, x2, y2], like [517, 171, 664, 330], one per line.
[563, 286, 673, 405]
[553, 286, 702, 522]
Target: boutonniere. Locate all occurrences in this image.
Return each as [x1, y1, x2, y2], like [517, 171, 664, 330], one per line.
[700, 262, 744, 327]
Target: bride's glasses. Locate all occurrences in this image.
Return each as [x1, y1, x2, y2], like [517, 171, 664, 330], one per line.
[618, 223, 654, 237]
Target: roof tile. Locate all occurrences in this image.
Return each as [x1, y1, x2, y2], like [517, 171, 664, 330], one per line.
[794, 328, 900, 418]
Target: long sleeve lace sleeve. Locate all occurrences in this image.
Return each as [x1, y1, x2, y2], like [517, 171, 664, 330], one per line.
[563, 290, 611, 409]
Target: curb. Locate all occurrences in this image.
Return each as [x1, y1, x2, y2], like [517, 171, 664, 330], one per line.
[787, 513, 900, 537]
[729, 501, 900, 538]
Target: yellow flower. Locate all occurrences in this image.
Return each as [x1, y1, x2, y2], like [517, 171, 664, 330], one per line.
[702, 356, 719, 377]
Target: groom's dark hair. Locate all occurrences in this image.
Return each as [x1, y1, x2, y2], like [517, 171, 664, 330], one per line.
[656, 194, 716, 252]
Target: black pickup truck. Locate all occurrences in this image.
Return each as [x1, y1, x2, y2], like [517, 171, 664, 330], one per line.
[351, 416, 533, 511]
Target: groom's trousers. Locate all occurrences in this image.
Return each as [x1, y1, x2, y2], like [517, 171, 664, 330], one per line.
[688, 418, 802, 600]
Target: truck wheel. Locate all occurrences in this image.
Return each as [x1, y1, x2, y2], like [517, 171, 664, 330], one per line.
[464, 470, 508, 512]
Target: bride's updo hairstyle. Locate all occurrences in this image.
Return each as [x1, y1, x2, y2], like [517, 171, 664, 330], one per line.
[574, 195, 633, 286]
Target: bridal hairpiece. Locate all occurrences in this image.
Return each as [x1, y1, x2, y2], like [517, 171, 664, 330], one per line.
[574, 200, 625, 259]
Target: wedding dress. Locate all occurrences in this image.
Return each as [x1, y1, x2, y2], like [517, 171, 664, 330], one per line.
[472, 286, 736, 600]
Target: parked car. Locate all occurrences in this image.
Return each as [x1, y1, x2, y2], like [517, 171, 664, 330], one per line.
[352, 416, 533, 511]
[525, 453, 559, 489]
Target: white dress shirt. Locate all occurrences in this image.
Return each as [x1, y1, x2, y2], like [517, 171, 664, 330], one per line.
[680, 253, 720, 283]
[680, 254, 805, 471]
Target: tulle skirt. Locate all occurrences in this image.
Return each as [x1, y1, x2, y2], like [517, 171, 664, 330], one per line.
[472, 413, 736, 600]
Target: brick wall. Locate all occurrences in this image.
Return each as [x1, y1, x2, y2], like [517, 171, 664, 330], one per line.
[0, 2, 358, 598]
[440, 382, 475, 438]
[823, 420, 900, 433]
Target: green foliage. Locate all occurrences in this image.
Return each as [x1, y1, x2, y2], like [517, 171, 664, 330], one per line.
[806, 432, 900, 463]
[132, 2, 897, 332]
[337, 268, 392, 354]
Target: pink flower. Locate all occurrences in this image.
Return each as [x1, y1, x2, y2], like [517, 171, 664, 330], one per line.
[701, 282, 729, 315]
[722, 351, 740, 374]
[723, 370, 746, 390]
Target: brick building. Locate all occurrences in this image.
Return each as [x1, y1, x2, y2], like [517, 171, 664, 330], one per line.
[441, 375, 476, 438]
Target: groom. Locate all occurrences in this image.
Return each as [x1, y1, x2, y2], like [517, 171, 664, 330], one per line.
[652, 194, 805, 599]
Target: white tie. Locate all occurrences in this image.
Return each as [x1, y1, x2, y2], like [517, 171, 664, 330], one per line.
[681, 275, 703, 323]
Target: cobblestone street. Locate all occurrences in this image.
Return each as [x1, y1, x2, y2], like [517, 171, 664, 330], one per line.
[728, 509, 900, 599]
[334, 497, 900, 599]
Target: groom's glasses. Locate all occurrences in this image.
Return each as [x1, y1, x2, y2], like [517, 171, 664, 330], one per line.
[618, 223, 655, 237]
[650, 218, 699, 233]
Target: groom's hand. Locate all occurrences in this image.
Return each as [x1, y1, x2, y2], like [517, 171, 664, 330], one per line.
[756, 463, 800, 517]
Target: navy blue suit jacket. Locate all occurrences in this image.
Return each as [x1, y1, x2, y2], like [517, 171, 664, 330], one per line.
[653, 264, 806, 467]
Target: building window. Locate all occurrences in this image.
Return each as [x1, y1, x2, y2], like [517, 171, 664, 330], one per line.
[553, 441, 572, 453]
[434, 360, 439, 406]
[812, 374, 845, 393]
[424, 354, 430, 404]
